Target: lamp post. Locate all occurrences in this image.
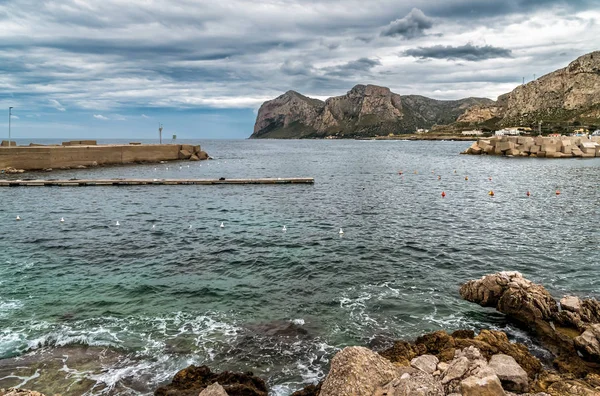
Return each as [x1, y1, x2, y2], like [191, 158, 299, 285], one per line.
[159, 122, 163, 144]
[8, 107, 13, 147]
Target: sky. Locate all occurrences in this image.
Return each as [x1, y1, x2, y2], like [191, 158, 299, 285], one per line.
[0, 0, 599, 139]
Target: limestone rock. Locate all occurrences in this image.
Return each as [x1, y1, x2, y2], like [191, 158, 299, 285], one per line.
[459, 271, 557, 324]
[574, 324, 600, 361]
[410, 355, 439, 374]
[488, 354, 529, 392]
[199, 382, 228, 396]
[441, 357, 470, 384]
[189, 154, 200, 161]
[0, 390, 46, 396]
[460, 367, 506, 396]
[375, 370, 444, 396]
[547, 379, 599, 395]
[178, 149, 192, 160]
[320, 346, 400, 396]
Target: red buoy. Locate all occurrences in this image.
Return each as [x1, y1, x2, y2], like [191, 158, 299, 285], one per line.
[441, 191, 446, 198]
[526, 191, 531, 197]
[556, 190, 561, 195]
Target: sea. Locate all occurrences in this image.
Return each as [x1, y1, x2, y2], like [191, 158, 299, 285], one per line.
[0, 139, 599, 395]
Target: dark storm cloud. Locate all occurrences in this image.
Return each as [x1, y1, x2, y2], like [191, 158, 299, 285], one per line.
[404, 44, 513, 61]
[381, 8, 434, 38]
[324, 58, 381, 77]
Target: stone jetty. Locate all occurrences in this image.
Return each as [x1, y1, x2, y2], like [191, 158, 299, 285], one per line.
[461, 135, 600, 158]
[0, 141, 210, 172]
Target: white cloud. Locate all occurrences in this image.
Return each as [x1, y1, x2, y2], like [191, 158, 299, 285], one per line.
[93, 114, 109, 120]
[10, 115, 19, 119]
[141, 114, 150, 119]
[49, 99, 66, 111]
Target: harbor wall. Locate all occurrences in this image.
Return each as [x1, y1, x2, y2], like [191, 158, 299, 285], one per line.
[0, 144, 205, 171]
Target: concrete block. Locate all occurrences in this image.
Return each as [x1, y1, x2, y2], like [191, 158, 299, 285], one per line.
[561, 145, 572, 154]
[534, 137, 544, 146]
[530, 145, 541, 154]
[572, 148, 583, 157]
[506, 148, 520, 156]
[537, 151, 547, 158]
[497, 141, 514, 151]
[541, 144, 557, 153]
[178, 149, 192, 159]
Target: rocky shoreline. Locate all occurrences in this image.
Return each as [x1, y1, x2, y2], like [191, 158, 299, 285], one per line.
[3, 272, 599, 396]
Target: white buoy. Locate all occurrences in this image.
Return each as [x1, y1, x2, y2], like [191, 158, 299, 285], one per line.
[152, 224, 156, 229]
[16, 215, 21, 221]
[60, 217, 65, 223]
[166, 167, 169, 170]
[339, 228, 344, 235]
[189, 224, 192, 229]
[187, 165, 190, 168]
[179, 166, 182, 170]
[282, 225, 287, 232]
[220, 222, 224, 228]
[116, 221, 120, 226]
[154, 168, 157, 171]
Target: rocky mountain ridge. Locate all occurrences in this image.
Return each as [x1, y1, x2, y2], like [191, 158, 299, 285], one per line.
[251, 85, 492, 139]
[251, 51, 600, 138]
[454, 51, 600, 129]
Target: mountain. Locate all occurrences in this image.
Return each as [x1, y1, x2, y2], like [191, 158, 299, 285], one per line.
[454, 51, 600, 129]
[250, 84, 493, 139]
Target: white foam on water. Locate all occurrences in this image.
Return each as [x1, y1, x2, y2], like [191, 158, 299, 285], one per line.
[0, 368, 41, 388]
[291, 318, 305, 326]
[0, 299, 24, 319]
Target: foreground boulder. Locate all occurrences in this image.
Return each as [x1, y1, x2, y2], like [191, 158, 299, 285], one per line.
[154, 365, 267, 396]
[319, 346, 400, 396]
[0, 390, 46, 396]
[488, 354, 529, 392]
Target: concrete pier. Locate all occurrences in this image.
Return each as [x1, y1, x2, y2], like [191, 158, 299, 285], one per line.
[0, 178, 315, 187]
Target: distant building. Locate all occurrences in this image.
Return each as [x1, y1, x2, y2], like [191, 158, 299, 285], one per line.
[461, 130, 483, 136]
[548, 133, 562, 137]
[495, 127, 522, 136]
[416, 128, 429, 134]
[592, 130, 600, 136]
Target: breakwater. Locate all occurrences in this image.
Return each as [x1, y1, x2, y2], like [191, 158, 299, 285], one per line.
[461, 135, 600, 157]
[0, 142, 209, 172]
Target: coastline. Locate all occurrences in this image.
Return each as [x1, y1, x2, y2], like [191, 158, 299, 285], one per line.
[3, 272, 599, 396]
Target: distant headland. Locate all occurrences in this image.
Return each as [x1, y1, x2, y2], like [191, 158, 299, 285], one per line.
[250, 51, 600, 139]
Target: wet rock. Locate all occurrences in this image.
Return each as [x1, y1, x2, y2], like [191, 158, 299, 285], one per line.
[488, 354, 529, 392]
[379, 340, 422, 366]
[189, 154, 200, 161]
[178, 149, 192, 160]
[199, 382, 228, 396]
[290, 382, 322, 396]
[460, 367, 505, 396]
[451, 330, 475, 339]
[154, 365, 267, 396]
[0, 390, 46, 396]
[410, 355, 439, 374]
[198, 151, 209, 160]
[574, 324, 600, 361]
[374, 370, 444, 396]
[547, 379, 599, 395]
[319, 346, 400, 396]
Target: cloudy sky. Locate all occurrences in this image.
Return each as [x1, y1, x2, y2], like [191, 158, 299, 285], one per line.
[1, 0, 599, 139]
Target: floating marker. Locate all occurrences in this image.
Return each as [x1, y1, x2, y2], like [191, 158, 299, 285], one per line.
[556, 190, 561, 195]
[488, 191, 495, 197]
[398, 171, 403, 175]
[339, 228, 344, 235]
[282, 225, 287, 232]
[189, 224, 192, 229]
[116, 221, 120, 226]
[526, 191, 531, 197]
[220, 222, 225, 228]
[60, 217, 65, 223]
[441, 191, 446, 198]
[465, 176, 469, 181]
[454, 170, 457, 173]
[488, 177, 492, 181]
[437, 175, 441, 180]
[414, 170, 418, 174]
[152, 224, 156, 229]
[16, 215, 21, 221]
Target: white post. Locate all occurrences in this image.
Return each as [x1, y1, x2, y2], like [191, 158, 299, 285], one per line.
[8, 107, 12, 147]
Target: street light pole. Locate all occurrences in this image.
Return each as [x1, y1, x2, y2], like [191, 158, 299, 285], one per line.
[8, 107, 13, 147]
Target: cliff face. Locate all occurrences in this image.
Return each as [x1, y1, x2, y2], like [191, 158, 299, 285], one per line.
[251, 85, 492, 138]
[456, 51, 600, 127]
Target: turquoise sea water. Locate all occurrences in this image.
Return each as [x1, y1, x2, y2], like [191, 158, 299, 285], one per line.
[0, 139, 599, 395]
